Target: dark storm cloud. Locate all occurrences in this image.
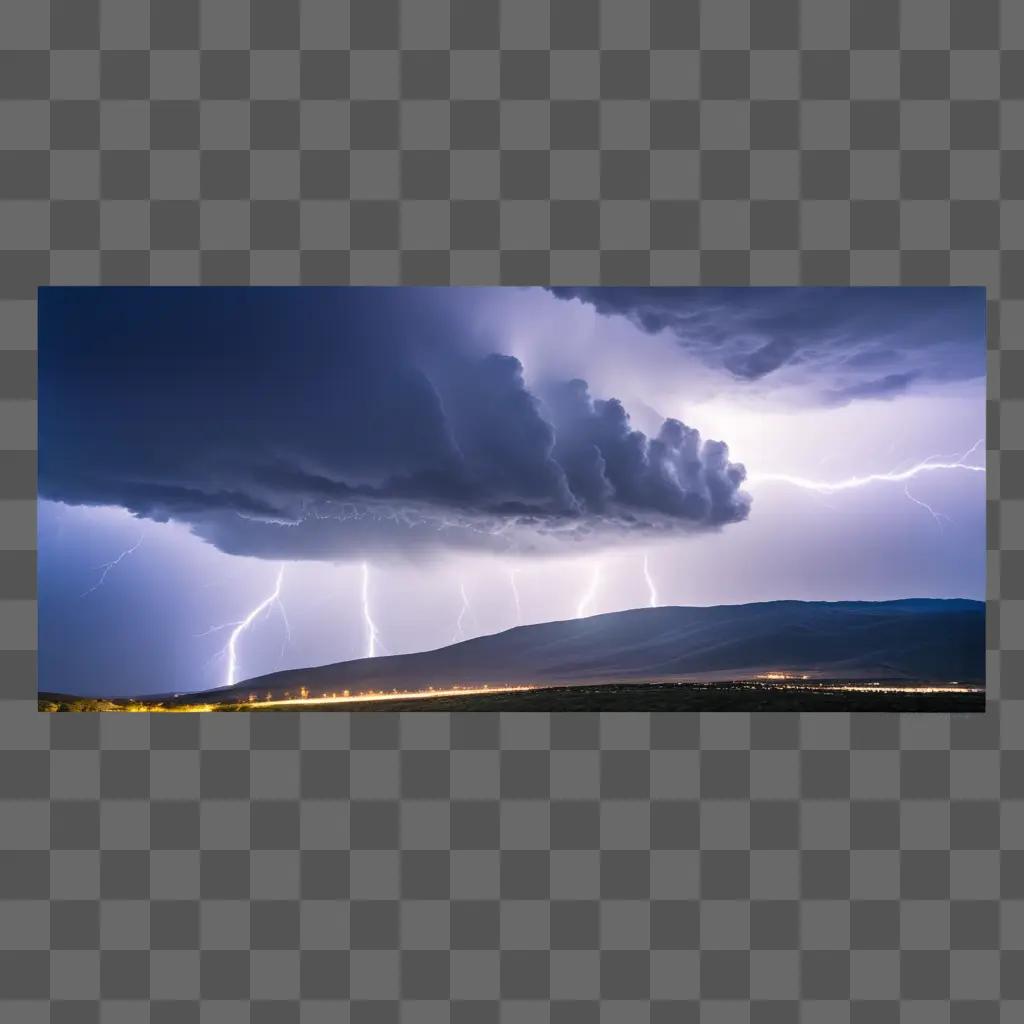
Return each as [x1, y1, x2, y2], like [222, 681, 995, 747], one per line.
[823, 371, 919, 406]
[546, 379, 749, 525]
[550, 286, 985, 402]
[724, 336, 800, 380]
[39, 288, 750, 561]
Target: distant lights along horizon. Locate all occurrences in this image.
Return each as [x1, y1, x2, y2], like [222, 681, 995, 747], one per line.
[243, 682, 539, 708]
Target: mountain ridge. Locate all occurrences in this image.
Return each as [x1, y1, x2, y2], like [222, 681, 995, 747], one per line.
[221, 597, 985, 697]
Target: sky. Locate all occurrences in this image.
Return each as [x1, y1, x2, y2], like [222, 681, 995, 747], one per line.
[38, 286, 987, 696]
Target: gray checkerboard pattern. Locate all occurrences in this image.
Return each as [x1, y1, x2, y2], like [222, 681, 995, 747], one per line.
[1, 0, 1022, 1019]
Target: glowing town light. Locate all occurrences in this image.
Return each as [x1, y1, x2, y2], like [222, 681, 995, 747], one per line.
[746, 440, 984, 494]
[642, 553, 658, 608]
[576, 562, 602, 619]
[225, 565, 285, 686]
[361, 562, 383, 659]
[244, 682, 539, 708]
[509, 568, 523, 624]
[80, 534, 145, 597]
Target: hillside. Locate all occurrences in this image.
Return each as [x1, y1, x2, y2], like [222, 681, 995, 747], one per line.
[224, 598, 984, 698]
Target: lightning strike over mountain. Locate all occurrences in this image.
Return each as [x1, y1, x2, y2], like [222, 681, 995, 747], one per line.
[509, 569, 523, 624]
[275, 594, 293, 661]
[37, 286, 987, 704]
[361, 562, 384, 659]
[642, 553, 658, 607]
[224, 565, 286, 686]
[80, 534, 145, 597]
[576, 562, 603, 619]
[452, 580, 471, 642]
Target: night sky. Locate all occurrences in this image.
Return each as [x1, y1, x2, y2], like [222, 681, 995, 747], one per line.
[38, 286, 986, 696]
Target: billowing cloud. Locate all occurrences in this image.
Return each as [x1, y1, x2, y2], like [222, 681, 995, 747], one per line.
[39, 288, 750, 561]
[546, 379, 748, 525]
[550, 286, 986, 403]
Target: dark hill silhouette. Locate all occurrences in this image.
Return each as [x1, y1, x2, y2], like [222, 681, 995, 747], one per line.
[223, 598, 984, 698]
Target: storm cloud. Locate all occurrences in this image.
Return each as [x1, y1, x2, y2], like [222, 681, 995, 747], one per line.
[39, 288, 750, 561]
[550, 286, 986, 403]
[546, 379, 749, 525]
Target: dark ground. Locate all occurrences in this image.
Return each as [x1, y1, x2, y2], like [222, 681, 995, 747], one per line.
[236, 681, 984, 713]
[40, 680, 985, 713]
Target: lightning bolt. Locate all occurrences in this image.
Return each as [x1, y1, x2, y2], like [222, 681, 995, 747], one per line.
[221, 565, 286, 687]
[452, 580, 471, 642]
[361, 562, 384, 658]
[294, 499, 519, 546]
[509, 569, 523, 624]
[642, 553, 658, 608]
[275, 595, 293, 661]
[576, 562, 602, 619]
[80, 534, 145, 597]
[746, 439, 984, 494]
[903, 483, 951, 529]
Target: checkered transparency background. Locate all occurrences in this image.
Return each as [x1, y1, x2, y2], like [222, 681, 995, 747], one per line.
[1, 0, 1023, 1020]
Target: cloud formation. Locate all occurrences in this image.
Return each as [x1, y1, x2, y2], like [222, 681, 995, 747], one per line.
[39, 288, 750, 561]
[546, 379, 749, 525]
[550, 286, 985, 404]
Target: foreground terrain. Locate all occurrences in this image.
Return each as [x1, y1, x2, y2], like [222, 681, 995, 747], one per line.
[41, 679, 984, 714]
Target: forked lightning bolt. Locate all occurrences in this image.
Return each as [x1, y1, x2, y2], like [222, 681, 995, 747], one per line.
[361, 562, 384, 658]
[747, 440, 984, 494]
[222, 565, 286, 686]
[81, 534, 145, 597]
[903, 484, 951, 529]
[642, 553, 658, 608]
[576, 563, 602, 619]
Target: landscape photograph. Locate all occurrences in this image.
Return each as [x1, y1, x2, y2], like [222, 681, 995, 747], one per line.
[38, 286, 986, 712]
